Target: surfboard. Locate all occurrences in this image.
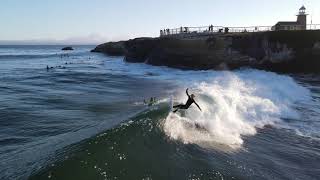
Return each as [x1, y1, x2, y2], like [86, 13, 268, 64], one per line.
[169, 95, 174, 111]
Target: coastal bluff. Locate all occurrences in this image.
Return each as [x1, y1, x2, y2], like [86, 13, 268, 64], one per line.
[92, 30, 320, 73]
[91, 41, 126, 56]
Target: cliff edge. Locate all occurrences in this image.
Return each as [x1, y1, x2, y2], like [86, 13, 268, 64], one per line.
[91, 41, 126, 56]
[92, 30, 320, 73]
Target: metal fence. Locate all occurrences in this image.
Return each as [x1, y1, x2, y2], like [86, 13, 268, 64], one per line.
[308, 24, 320, 30]
[160, 24, 320, 37]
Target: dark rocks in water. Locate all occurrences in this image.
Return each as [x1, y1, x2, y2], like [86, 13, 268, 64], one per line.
[62, 47, 74, 51]
[91, 41, 125, 56]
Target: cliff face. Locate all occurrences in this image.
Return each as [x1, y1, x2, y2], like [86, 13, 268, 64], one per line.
[92, 30, 320, 73]
[124, 37, 224, 69]
[91, 41, 126, 56]
[124, 38, 158, 62]
[229, 30, 320, 72]
[123, 37, 253, 70]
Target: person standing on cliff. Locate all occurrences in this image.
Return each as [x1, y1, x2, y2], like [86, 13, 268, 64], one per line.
[173, 88, 202, 113]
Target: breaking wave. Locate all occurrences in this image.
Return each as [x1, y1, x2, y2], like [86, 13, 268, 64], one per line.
[163, 70, 311, 149]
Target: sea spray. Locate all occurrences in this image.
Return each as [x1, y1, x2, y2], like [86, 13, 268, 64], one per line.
[163, 70, 311, 149]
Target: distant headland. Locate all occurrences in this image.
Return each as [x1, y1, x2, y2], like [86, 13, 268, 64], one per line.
[92, 6, 320, 73]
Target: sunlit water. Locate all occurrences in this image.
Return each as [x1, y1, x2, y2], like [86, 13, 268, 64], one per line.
[0, 45, 319, 180]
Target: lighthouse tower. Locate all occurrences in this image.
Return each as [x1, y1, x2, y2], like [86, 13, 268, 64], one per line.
[297, 5, 308, 30]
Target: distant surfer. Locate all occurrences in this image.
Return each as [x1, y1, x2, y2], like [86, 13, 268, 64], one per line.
[144, 97, 157, 106]
[173, 88, 202, 113]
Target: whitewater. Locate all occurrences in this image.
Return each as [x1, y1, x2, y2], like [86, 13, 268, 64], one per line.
[163, 70, 311, 149]
[88, 56, 313, 149]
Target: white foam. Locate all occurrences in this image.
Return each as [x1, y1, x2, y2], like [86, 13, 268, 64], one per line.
[100, 58, 312, 149]
[163, 70, 311, 149]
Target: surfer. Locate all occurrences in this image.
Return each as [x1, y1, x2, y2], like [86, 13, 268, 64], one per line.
[144, 97, 157, 106]
[173, 88, 202, 113]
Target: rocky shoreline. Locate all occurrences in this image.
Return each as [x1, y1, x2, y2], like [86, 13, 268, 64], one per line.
[91, 30, 320, 73]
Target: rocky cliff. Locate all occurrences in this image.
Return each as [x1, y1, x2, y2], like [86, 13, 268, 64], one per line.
[91, 41, 126, 56]
[229, 30, 320, 72]
[92, 30, 320, 73]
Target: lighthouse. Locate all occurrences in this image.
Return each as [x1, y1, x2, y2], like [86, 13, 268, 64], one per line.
[274, 6, 308, 31]
[297, 5, 308, 30]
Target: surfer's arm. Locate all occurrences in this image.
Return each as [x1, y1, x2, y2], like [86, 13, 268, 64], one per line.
[186, 88, 190, 97]
[194, 101, 202, 111]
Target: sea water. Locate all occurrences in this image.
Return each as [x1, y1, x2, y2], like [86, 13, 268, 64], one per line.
[0, 45, 319, 180]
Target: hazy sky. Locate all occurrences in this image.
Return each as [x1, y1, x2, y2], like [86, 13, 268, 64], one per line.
[0, 0, 319, 44]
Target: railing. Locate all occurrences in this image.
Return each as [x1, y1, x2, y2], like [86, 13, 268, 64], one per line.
[308, 24, 320, 30]
[160, 25, 272, 37]
[160, 24, 320, 37]
[225, 26, 273, 32]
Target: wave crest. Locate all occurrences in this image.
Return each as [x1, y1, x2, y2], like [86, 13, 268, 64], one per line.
[163, 70, 310, 149]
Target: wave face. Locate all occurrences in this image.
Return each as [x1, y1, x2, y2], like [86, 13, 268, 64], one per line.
[163, 70, 310, 149]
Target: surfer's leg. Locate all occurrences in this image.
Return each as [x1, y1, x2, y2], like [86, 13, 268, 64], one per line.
[173, 104, 183, 113]
[172, 104, 188, 113]
[173, 104, 184, 108]
[179, 105, 188, 109]
[174, 104, 189, 109]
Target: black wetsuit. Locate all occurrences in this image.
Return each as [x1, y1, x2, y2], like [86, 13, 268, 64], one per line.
[173, 98, 194, 109]
[173, 89, 201, 112]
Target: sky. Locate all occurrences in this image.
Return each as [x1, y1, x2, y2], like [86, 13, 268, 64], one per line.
[0, 0, 319, 45]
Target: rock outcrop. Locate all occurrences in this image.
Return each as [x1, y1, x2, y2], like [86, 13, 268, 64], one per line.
[92, 30, 320, 73]
[91, 41, 125, 56]
[123, 36, 256, 70]
[230, 30, 320, 72]
[124, 38, 158, 62]
[62, 47, 73, 51]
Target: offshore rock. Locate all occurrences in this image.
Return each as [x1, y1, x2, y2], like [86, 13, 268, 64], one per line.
[62, 47, 73, 51]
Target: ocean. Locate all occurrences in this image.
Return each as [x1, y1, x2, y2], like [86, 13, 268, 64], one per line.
[0, 45, 319, 180]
